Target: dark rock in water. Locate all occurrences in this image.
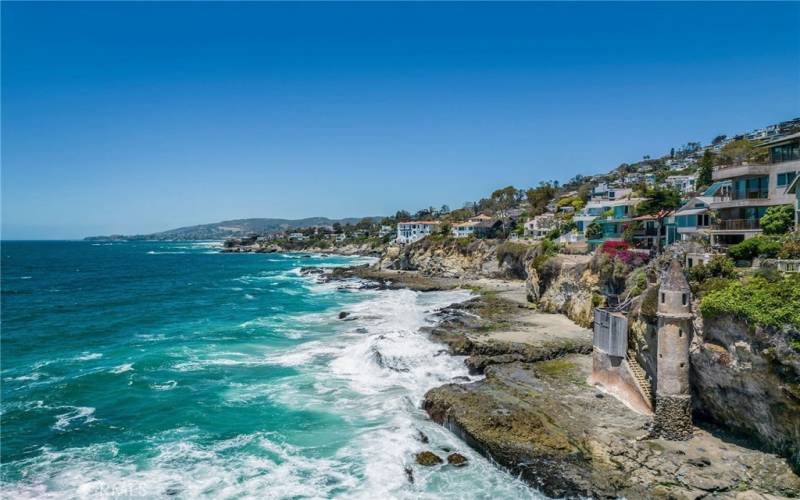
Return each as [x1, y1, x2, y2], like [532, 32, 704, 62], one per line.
[417, 430, 429, 444]
[300, 266, 325, 276]
[302, 254, 312, 258]
[452, 376, 471, 383]
[415, 451, 443, 466]
[404, 466, 414, 484]
[447, 453, 468, 467]
[355, 327, 368, 334]
[338, 311, 350, 320]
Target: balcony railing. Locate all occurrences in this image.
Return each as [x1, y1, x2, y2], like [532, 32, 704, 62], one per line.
[713, 190, 769, 202]
[712, 219, 761, 231]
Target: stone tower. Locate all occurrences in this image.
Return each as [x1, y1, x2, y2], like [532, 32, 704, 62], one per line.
[653, 259, 693, 440]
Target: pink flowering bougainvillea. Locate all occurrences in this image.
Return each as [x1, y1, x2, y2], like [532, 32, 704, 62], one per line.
[600, 240, 650, 266]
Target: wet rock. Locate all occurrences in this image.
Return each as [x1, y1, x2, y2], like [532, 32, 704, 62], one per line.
[415, 451, 443, 466]
[404, 466, 414, 484]
[423, 355, 800, 498]
[417, 430, 429, 444]
[338, 311, 350, 320]
[447, 453, 468, 467]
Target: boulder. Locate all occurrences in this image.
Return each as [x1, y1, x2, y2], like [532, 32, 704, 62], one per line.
[415, 451, 443, 466]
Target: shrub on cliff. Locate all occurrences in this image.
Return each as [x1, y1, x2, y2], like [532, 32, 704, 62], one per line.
[687, 255, 736, 285]
[727, 236, 781, 261]
[700, 274, 800, 330]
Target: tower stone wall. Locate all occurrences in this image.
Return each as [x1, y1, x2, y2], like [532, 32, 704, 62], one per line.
[653, 259, 693, 440]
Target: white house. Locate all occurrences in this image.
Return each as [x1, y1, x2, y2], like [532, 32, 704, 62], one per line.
[288, 232, 308, 241]
[378, 225, 393, 237]
[452, 221, 479, 238]
[665, 175, 697, 194]
[396, 221, 440, 244]
[592, 184, 632, 201]
[524, 213, 558, 239]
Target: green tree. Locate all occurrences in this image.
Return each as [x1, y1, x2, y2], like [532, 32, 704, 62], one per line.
[760, 205, 795, 235]
[636, 186, 682, 254]
[696, 149, 714, 190]
[586, 221, 603, 240]
[525, 182, 557, 216]
[490, 185, 518, 214]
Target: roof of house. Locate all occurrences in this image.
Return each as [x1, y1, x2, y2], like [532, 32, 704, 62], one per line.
[469, 214, 493, 221]
[398, 220, 440, 225]
[758, 131, 800, 148]
[675, 197, 713, 215]
[703, 180, 731, 197]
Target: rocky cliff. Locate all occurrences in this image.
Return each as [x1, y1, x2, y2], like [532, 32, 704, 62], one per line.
[379, 238, 503, 277]
[423, 356, 800, 499]
[691, 315, 800, 471]
[526, 254, 598, 328]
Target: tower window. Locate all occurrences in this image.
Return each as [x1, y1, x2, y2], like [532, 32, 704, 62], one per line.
[661, 293, 665, 303]
[680, 362, 685, 368]
[682, 293, 687, 306]
[679, 329, 683, 337]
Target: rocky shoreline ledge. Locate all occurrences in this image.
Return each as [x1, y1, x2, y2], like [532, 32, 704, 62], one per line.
[304, 263, 800, 499]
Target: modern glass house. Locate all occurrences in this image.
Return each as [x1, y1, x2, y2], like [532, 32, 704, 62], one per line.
[709, 132, 799, 245]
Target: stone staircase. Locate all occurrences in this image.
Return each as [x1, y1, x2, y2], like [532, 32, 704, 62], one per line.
[626, 350, 653, 407]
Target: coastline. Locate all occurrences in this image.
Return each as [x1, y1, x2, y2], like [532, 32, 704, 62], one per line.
[313, 262, 800, 499]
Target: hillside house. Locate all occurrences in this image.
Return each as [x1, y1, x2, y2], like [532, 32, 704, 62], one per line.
[664, 175, 697, 194]
[709, 132, 799, 245]
[396, 221, 440, 244]
[674, 197, 713, 241]
[524, 213, 559, 239]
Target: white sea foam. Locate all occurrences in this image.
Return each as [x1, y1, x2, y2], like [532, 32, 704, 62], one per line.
[151, 380, 178, 391]
[74, 352, 103, 362]
[110, 363, 134, 374]
[52, 406, 96, 431]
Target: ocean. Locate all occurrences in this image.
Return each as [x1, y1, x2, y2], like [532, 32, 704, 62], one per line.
[1, 241, 541, 499]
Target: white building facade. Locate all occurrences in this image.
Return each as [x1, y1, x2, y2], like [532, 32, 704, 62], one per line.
[396, 221, 440, 244]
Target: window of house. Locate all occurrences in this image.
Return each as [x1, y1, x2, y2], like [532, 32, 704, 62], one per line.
[682, 293, 687, 305]
[777, 171, 797, 187]
[679, 328, 683, 337]
[661, 293, 665, 303]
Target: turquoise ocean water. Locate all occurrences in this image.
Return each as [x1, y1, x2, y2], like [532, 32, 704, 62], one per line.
[1, 241, 540, 499]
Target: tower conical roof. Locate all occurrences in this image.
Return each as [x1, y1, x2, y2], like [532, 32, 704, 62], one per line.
[662, 259, 690, 292]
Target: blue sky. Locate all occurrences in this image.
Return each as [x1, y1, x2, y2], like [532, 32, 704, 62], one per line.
[2, 2, 799, 239]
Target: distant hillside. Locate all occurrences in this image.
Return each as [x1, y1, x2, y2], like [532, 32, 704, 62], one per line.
[84, 217, 379, 241]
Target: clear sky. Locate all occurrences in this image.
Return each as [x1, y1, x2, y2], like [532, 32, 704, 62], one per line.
[2, 2, 799, 239]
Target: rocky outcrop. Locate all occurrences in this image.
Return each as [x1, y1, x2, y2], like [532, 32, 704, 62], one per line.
[221, 240, 383, 256]
[379, 239, 502, 278]
[423, 355, 800, 499]
[691, 314, 800, 471]
[527, 254, 598, 328]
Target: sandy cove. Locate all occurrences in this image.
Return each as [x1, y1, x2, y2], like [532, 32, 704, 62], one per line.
[313, 265, 800, 499]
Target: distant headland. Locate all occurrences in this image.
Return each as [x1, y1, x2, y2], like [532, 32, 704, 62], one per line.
[83, 216, 382, 242]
